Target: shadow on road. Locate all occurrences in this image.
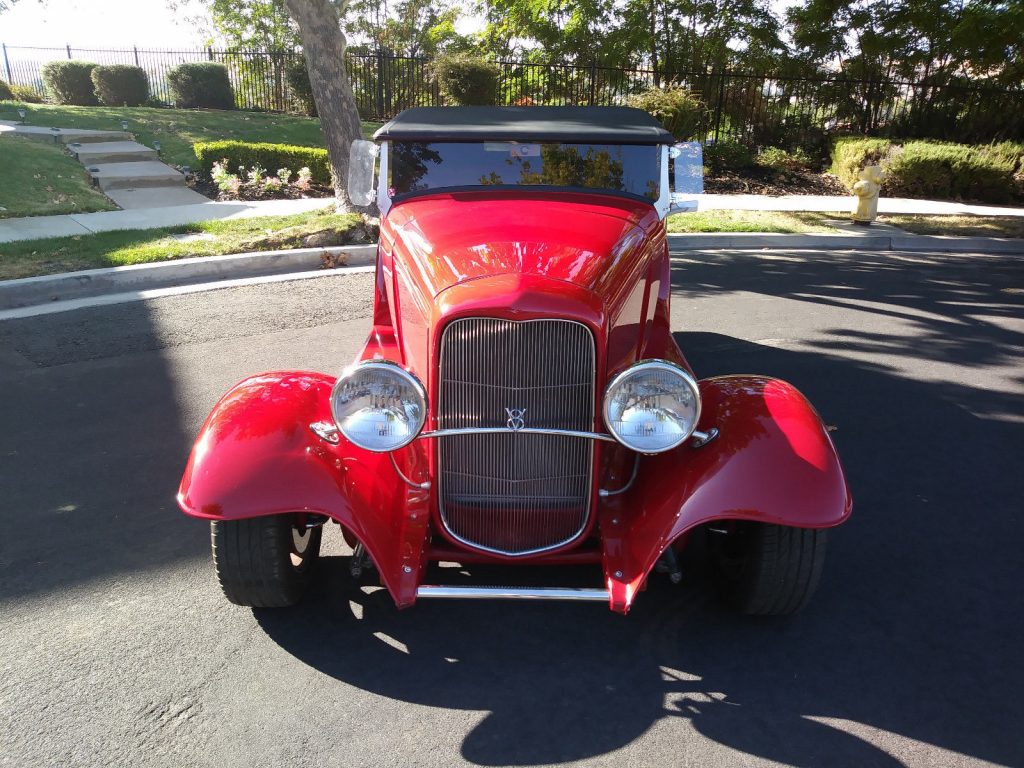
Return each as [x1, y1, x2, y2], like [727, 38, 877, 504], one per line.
[0, 300, 202, 601]
[256, 294, 1022, 767]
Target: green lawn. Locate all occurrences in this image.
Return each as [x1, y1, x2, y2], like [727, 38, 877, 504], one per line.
[0, 102, 383, 168]
[0, 207, 365, 280]
[0, 136, 116, 218]
[878, 214, 1024, 238]
[668, 210, 840, 233]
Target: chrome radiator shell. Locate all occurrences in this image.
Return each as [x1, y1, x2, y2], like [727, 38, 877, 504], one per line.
[436, 318, 596, 556]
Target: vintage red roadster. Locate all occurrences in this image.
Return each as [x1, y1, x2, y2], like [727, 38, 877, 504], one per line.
[177, 106, 851, 615]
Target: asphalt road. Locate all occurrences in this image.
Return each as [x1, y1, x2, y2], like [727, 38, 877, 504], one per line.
[1, 249, 1021, 768]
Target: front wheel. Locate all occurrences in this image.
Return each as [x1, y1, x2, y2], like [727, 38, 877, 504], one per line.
[708, 522, 827, 615]
[210, 514, 322, 607]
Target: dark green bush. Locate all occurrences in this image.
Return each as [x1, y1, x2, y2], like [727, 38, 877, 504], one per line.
[167, 62, 235, 109]
[756, 146, 814, 173]
[90, 65, 150, 107]
[285, 56, 316, 117]
[10, 84, 44, 103]
[0, 80, 12, 100]
[830, 137, 893, 189]
[831, 138, 1019, 203]
[628, 86, 707, 140]
[886, 141, 1016, 203]
[194, 140, 330, 184]
[703, 141, 755, 173]
[41, 60, 99, 105]
[430, 55, 499, 106]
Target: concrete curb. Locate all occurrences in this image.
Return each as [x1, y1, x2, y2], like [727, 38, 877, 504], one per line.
[0, 244, 376, 310]
[2, 231, 1019, 312]
[666, 232, 1024, 254]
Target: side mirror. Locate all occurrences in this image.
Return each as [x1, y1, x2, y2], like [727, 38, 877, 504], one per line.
[669, 142, 703, 214]
[348, 139, 378, 207]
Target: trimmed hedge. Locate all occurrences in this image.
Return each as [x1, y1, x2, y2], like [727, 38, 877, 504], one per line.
[831, 137, 1023, 204]
[0, 80, 12, 100]
[194, 140, 331, 185]
[628, 86, 706, 140]
[285, 56, 317, 117]
[91, 65, 149, 106]
[10, 84, 44, 103]
[430, 55, 499, 106]
[167, 62, 235, 109]
[41, 60, 99, 105]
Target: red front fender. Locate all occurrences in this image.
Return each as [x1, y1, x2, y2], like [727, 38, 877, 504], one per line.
[177, 372, 431, 608]
[601, 375, 852, 613]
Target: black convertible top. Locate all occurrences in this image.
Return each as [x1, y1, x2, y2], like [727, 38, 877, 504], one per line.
[373, 106, 673, 145]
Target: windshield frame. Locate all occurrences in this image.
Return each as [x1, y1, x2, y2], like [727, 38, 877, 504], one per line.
[376, 140, 671, 219]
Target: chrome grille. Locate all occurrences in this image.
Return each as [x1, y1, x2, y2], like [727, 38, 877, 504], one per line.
[438, 318, 595, 555]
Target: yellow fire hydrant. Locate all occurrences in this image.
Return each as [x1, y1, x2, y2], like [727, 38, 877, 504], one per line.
[851, 165, 885, 225]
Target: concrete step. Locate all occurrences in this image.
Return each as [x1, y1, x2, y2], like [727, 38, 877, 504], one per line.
[71, 141, 157, 164]
[0, 124, 132, 144]
[86, 161, 185, 191]
[104, 186, 211, 209]
[59, 130, 133, 145]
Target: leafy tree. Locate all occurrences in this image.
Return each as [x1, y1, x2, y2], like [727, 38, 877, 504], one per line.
[345, 0, 474, 56]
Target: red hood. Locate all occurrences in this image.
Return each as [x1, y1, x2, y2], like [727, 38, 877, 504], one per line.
[378, 191, 662, 299]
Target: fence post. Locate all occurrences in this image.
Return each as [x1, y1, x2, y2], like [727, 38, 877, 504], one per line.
[134, 46, 140, 66]
[207, 46, 214, 62]
[589, 58, 597, 105]
[712, 68, 726, 143]
[66, 44, 72, 60]
[375, 50, 385, 118]
[2, 44, 11, 83]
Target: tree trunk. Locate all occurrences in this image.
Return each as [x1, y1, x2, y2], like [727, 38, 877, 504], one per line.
[283, 0, 363, 211]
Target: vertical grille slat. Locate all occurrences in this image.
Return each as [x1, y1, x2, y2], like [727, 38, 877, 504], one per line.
[438, 318, 596, 556]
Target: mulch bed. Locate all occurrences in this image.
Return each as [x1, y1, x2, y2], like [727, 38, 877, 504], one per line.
[704, 169, 848, 196]
[189, 177, 335, 202]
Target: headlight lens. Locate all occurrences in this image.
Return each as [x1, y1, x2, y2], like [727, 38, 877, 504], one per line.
[330, 361, 426, 452]
[603, 360, 701, 453]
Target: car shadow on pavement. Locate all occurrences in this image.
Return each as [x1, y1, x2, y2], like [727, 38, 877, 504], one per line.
[0, 301, 204, 602]
[256, 318, 1022, 766]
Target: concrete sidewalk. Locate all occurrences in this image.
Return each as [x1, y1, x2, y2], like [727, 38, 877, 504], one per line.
[0, 198, 336, 243]
[3, 192, 1023, 245]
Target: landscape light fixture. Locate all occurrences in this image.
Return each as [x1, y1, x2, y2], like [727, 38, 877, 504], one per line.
[121, 119, 129, 132]
[50, 126, 60, 144]
[17, 108, 26, 124]
[153, 139, 161, 155]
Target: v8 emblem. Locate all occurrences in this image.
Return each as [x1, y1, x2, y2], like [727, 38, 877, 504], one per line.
[505, 407, 527, 431]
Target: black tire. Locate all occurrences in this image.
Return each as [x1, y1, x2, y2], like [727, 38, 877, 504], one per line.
[210, 514, 322, 608]
[708, 522, 827, 615]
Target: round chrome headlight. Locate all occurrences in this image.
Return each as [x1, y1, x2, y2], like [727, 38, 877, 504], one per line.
[602, 360, 701, 453]
[330, 361, 426, 452]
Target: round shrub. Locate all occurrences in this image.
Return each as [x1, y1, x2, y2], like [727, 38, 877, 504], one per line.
[91, 65, 149, 106]
[285, 56, 316, 117]
[430, 55, 499, 106]
[11, 84, 44, 103]
[41, 60, 99, 105]
[0, 80, 13, 100]
[703, 141, 755, 174]
[628, 86, 707, 140]
[166, 62, 235, 109]
[756, 146, 815, 173]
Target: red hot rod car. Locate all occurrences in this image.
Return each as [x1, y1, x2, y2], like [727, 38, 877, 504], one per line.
[177, 106, 851, 615]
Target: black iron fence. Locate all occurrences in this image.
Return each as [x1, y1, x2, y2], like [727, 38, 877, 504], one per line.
[3, 43, 1022, 145]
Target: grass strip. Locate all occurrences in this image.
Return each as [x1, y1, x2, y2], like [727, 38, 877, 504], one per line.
[0, 207, 363, 280]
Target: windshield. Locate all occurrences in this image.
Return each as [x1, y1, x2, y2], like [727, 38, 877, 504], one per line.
[388, 141, 661, 201]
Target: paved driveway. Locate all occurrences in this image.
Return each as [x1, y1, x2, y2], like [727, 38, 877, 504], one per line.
[1, 249, 1021, 768]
